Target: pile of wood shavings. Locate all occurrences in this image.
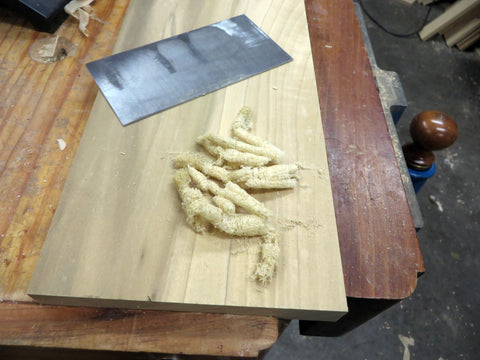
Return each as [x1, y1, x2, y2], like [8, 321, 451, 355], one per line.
[173, 107, 299, 285]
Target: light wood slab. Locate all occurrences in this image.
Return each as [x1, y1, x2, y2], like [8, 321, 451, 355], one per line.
[28, 0, 347, 321]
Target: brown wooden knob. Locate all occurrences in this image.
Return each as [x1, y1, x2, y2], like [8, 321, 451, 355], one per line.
[402, 142, 435, 171]
[403, 110, 458, 171]
[410, 110, 458, 151]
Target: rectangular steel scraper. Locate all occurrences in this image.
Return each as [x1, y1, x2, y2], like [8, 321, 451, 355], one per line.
[86, 15, 293, 126]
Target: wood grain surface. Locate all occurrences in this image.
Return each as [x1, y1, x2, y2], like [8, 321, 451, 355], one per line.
[0, 302, 277, 357]
[0, 0, 425, 354]
[28, 0, 347, 321]
[0, 1, 279, 356]
[306, 0, 424, 299]
[0, 0, 131, 304]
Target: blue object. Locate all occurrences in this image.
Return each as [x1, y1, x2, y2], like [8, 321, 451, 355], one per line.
[409, 162, 436, 193]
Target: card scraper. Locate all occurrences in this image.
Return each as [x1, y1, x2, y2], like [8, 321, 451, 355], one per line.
[86, 14, 292, 126]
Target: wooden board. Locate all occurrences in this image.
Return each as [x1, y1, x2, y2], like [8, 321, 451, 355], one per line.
[0, 303, 278, 357]
[445, 17, 480, 46]
[457, 26, 480, 48]
[28, 0, 347, 321]
[306, 0, 424, 299]
[419, 0, 480, 40]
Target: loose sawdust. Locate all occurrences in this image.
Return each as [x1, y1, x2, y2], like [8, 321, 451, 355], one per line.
[57, 138, 67, 151]
[278, 218, 323, 231]
[173, 107, 299, 285]
[29, 36, 76, 63]
[230, 237, 253, 255]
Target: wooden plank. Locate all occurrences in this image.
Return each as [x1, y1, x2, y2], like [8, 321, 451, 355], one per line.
[0, 302, 278, 357]
[457, 26, 480, 48]
[419, 0, 480, 40]
[445, 17, 480, 46]
[441, 6, 480, 39]
[28, 0, 347, 321]
[305, 0, 424, 299]
[418, 0, 436, 5]
[395, 0, 416, 6]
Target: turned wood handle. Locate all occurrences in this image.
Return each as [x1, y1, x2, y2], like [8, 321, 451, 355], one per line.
[403, 110, 458, 170]
[410, 110, 458, 151]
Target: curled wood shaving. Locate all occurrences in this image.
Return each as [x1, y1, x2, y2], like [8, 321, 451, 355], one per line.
[229, 164, 299, 189]
[232, 108, 284, 163]
[254, 232, 280, 285]
[173, 169, 210, 233]
[197, 137, 271, 167]
[174, 169, 269, 237]
[212, 195, 235, 215]
[65, 0, 97, 37]
[175, 153, 298, 189]
[186, 166, 272, 219]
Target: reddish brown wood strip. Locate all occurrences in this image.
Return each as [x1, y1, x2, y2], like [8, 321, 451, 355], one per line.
[0, 302, 278, 357]
[306, 0, 424, 299]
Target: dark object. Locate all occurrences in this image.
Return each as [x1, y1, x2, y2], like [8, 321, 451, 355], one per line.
[403, 141, 436, 170]
[0, 0, 70, 33]
[402, 110, 458, 192]
[357, 0, 436, 38]
[300, 298, 398, 337]
[410, 110, 458, 151]
[86, 14, 293, 126]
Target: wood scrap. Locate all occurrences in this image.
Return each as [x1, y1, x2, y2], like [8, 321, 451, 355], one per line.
[419, 0, 480, 39]
[65, 0, 97, 37]
[445, 17, 480, 46]
[457, 26, 480, 48]
[396, 0, 416, 5]
[419, 0, 480, 50]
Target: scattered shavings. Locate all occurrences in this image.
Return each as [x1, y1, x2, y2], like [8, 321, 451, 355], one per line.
[57, 138, 67, 151]
[173, 106, 299, 285]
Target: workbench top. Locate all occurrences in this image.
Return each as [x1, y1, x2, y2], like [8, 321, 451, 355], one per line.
[0, 0, 424, 357]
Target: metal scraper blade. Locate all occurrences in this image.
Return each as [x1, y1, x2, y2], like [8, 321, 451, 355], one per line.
[86, 14, 293, 126]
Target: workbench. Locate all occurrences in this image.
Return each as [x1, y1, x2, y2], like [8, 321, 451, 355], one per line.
[0, 0, 424, 358]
